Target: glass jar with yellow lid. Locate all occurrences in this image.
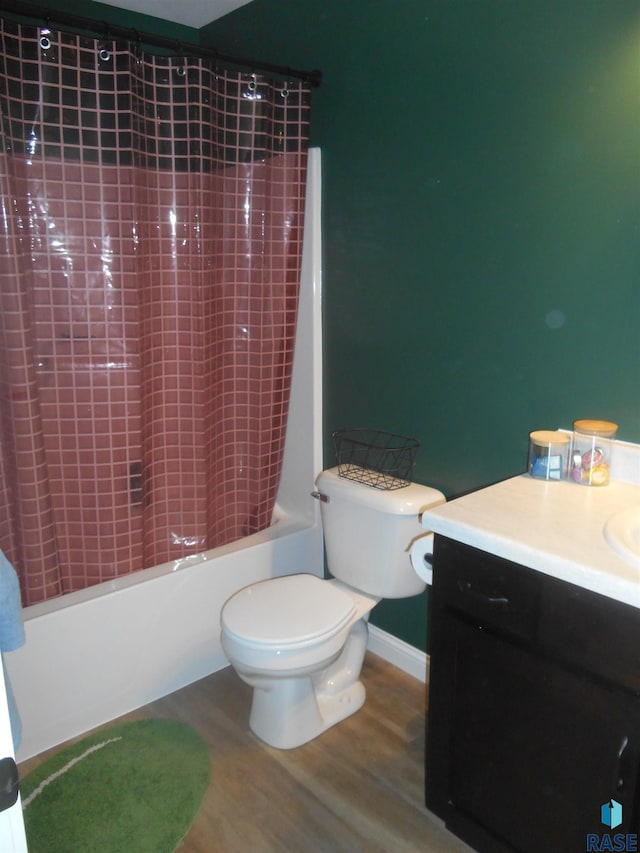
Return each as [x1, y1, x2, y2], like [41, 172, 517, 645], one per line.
[570, 419, 618, 486]
[528, 430, 571, 480]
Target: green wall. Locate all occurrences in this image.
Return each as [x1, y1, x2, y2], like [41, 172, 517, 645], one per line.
[15, 0, 640, 652]
[205, 0, 640, 650]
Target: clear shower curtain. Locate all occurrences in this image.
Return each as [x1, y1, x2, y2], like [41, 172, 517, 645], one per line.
[0, 19, 311, 606]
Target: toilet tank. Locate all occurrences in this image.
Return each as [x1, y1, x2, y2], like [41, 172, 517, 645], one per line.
[315, 466, 445, 598]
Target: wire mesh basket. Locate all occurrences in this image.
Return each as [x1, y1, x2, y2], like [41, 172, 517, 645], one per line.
[332, 428, 420, 490]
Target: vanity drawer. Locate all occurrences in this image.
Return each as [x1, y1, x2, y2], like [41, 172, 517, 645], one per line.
[433, 537, 541, 641]
[539, 578, 640, 694]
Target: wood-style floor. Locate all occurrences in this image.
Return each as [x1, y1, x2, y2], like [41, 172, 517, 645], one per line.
[19, 653, 474, 852]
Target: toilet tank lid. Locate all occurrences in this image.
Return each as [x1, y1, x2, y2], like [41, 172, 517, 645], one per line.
[315, 467, 445, 515]
[221, 574, 356, 648]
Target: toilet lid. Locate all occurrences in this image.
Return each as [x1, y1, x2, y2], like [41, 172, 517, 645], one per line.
[222, 574, 356, 649]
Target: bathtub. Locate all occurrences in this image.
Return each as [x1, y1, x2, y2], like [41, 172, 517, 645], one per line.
[8, 150, 325, 762]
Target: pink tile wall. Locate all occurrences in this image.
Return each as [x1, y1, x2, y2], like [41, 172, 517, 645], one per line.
[17, 159, 144, 590]
[0, 20, 310, 604]
[1, 151, 306, 603]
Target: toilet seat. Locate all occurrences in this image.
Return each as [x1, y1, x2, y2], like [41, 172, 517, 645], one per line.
[221, 574, 356, 650]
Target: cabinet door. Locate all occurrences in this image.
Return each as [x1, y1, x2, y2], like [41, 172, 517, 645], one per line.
[429, 617, 640, 853]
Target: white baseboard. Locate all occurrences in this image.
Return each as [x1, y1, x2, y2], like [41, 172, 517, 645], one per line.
[367, 624, 430, 684]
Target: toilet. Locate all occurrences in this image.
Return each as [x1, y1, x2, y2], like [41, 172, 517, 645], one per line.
[220, 466, 445, 749]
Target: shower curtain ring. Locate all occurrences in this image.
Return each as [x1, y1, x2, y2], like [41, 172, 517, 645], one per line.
[39, 19, 51, 51]
[174, 42, 186, 77]
[99, 25, 111, 62]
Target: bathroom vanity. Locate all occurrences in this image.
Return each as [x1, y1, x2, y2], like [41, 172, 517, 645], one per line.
[420, 443, 640, 853]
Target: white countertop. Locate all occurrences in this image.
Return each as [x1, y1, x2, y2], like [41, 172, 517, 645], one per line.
[421, 440, 640, 609]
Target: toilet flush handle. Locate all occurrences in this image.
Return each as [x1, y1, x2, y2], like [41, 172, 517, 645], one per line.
[310, 490, 329, 503]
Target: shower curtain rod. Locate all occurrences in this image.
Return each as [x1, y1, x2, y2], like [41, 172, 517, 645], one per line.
[0, 0, 322, 87]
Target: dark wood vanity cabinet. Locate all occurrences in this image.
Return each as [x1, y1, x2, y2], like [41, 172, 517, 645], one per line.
[426, 535, 640, 853]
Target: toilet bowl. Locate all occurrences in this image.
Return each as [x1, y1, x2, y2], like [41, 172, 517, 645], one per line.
[221, 573, 379, 749]
[220, 466, 445, 749]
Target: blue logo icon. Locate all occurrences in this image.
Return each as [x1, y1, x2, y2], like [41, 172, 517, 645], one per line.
[601, 799, 623, 830]
[588, 799, 637, 850]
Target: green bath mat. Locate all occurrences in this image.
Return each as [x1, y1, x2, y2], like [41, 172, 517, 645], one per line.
[21, 719, 210, 853]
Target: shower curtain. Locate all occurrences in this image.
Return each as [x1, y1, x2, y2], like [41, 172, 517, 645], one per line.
[0, 19, 311, 606]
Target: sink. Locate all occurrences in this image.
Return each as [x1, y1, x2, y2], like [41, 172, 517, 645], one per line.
[604, 505, 640, 567]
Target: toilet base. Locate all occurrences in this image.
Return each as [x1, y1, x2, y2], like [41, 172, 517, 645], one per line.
[248, 619, 369, 749]
[249, 675, 366, 750]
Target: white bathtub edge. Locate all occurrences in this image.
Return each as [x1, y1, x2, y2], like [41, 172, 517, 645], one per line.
[9, 515, 323, 763]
